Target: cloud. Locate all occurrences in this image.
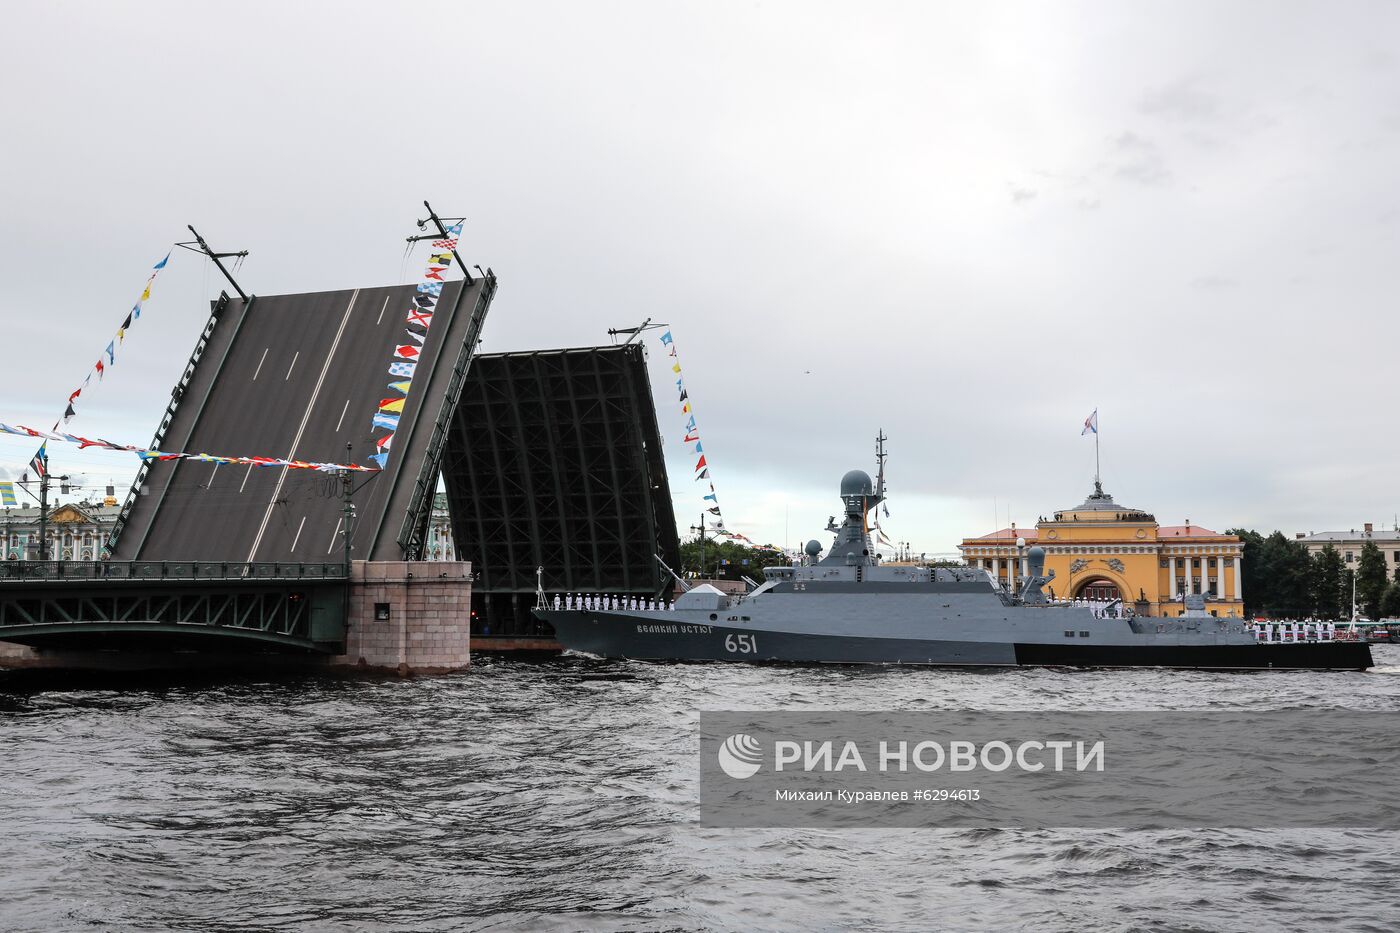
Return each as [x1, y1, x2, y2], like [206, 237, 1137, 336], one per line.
[1139, 76, 1222, 124]
[1009, 184, 1038, 204]
[2, 2, 1400, 555]
[1191, 274, 1240, 291]
[1110, 132, 1172, 186]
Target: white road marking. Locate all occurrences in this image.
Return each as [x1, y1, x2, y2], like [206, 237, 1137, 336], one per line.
[335, 398, 350, 433]
[252, 347, 269, 381]
[239, 463, 254, 493]
[285, 351, 300, 381]
[247, 290, 360, 562]
[327, 517, 343, 554]
[290, 515, 307, 552]
[375, 295, 390, 325]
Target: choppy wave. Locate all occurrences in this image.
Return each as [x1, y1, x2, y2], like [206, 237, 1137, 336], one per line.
[2, 647, 1399, 931]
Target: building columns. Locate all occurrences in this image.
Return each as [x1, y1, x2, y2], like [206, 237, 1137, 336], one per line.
[1233, 556, 1243, 602]
[1169, 556, 1178, 598]
[1216, 556, 1225, 599]
[991, 558, 1000, 583]
[1183, 555, 1193, 595]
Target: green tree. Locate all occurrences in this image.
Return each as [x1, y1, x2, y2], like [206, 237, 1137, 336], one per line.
[679, 537, 782, 581]
[1259, 531, 1312, 617]
[1379, 580, 1400, 620]
[1356, 541, 1388, 621]
[1310, 544, 1345, 620]
[1226, 528, 1268, 617]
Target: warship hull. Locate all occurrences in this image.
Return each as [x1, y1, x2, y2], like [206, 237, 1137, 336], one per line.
[534, 610, 1374, 670]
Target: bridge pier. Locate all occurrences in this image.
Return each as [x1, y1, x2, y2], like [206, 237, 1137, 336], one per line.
[0, 641, 38, 667]
[333, 561, 473, 674]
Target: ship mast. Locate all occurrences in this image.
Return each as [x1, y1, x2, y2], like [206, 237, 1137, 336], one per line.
[874, 429, 887, 501]
[869, 429, 888, 539]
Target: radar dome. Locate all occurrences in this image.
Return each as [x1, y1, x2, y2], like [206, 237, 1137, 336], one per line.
[804, 539, 824, 558]
[840, 469, 874, 497]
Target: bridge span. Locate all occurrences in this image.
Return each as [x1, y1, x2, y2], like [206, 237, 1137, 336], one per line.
[3, 234, 494, 672]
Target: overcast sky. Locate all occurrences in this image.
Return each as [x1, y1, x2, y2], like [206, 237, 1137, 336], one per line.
[2, 2, 1398, 555]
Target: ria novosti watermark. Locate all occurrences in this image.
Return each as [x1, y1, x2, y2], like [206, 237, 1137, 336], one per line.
[700, 711, 1400, 829]
[719, 734, 1104, 778]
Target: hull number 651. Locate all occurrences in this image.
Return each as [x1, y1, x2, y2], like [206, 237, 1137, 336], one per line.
[724, 633, 758, 654]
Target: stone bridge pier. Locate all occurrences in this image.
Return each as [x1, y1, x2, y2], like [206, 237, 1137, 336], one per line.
[336, 561, 473, 674]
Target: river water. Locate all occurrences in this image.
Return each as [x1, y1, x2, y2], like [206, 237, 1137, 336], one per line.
[3, 648, 1399, 932]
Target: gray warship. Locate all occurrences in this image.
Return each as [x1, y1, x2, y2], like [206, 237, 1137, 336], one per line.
[534, 452, 1373, 670]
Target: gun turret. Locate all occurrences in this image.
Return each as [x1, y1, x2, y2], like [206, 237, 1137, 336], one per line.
[1018, 545, 1056, 606]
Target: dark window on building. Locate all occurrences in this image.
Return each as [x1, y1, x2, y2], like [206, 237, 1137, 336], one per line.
[1159, 559, 1168, 568]
[1346, 551, 1354, 562]
[374, 603, 391, 621]
[1064, 631, 1074, 637]
[1079, 631, 1091, 637]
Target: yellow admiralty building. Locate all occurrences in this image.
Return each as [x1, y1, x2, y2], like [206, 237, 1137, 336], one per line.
[958, 481, 1244, 618]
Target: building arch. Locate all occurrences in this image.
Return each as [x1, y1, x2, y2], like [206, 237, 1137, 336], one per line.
[1069, 570, 1133, 602]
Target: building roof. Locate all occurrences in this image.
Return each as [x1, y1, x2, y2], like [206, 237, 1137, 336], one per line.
[1158, 524, 1222, 538]
[965, 523, 1232, 543]
[1065, 481, 1132, 512]
[1050, 481, 1155, 522]
[1, 502, 120, 521]
[968, 527, 1040, 542]
[1300, 530, 1400, 543]
[960, 480, 1234, 544]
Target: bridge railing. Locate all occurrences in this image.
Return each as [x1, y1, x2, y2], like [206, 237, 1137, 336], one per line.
[0, 561, 349, 583]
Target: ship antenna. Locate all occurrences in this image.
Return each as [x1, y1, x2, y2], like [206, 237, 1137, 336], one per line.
[874, 429, 887, 501]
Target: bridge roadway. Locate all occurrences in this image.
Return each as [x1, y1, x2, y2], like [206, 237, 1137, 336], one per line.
[112, 276, 494, 563]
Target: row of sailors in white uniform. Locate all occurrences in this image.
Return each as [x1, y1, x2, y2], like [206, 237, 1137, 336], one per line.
[1051, 598, 1126, 619]
[1252, 621, 1337, 642]
[554, 594, 673, 612]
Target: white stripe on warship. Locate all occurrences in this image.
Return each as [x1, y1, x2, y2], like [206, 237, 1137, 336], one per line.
[533, 446, 1374, 670]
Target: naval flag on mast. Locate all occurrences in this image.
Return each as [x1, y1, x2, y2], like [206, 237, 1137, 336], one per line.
[1082, 409, 1102, 486]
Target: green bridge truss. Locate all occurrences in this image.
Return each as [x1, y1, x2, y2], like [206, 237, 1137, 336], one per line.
[0, 562, 349, 654]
